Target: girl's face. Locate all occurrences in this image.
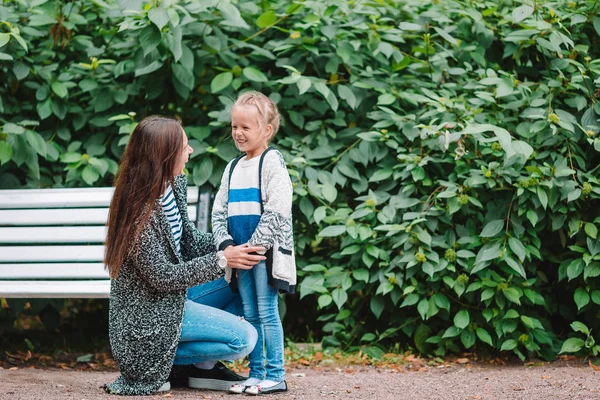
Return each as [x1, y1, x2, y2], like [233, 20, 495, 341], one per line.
[174, 127, 193, 176]
[231, 105, 272, 159]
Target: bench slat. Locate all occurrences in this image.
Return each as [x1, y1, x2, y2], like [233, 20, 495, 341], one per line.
[0, 280, 110, 298]
[0, 206, 197, 226]
[0, 263, 109, 279]
[0, 245, 104, 262]
[0, 227, 107, 244]
[0, 187, 199, 209]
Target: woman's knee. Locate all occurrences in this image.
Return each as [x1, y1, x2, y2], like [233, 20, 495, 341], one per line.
[241, 319, 258, 355]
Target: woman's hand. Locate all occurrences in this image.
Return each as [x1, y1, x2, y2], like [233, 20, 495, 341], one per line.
[223, 244, 266, 269]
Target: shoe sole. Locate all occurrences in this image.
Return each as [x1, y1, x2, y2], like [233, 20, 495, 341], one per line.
[189, 377, 243, 391]
[245, 382, 288, 396]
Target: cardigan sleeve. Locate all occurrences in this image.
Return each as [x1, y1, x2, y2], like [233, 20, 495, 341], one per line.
[247, 150, 293, 250]
[134, 219, 224, 293]
[211, 160, 236, 250]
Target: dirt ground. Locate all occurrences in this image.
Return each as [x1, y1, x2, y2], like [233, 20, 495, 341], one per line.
[2, 362, 600, 400]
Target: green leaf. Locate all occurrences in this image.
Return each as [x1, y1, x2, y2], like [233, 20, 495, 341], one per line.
[476, 327, 493, 346]
[500, 339, 518, 351]
[317, 294, 332, 309]
[211, 72, 233, 93]
[193, 157, 213, 187]
[480, 219, 504, 237]
[559, 338, 584, 354]
[297, 77, 311, 95]
[322, 184, 337, 203]
[461, 329, 476, 349]
[361, 333, 376, 342]
[574, 288, 590, 311]
[513, 5, 534, 23]
[76, 354, 93, 363]
[377, 94, 395, 105]
[51, 82, 68, 98]
[318, 225, 346, 237]
[337, 85, 357, 109]
[568, 189, 581, 203]
[172, 64, 195, 90]
[26, 130, 47, 158]
[417, 298, 429, 320]
[584, 263, 600, 280]
[475, 242, 502, 264]
[148, 7, 170, 30]
[400, 293, 420, 308]
[567, 259, 584, 281]
[81, 165, 100, 185]
[88, 157, 108, 177]
[139, 25, 162, 56]
[135, 60, 163, 77]
[243, 67, 268, 83]
[0, 141, 12, 165]
[504, 256, 526, 279]
[370, 296, 385, 319]
[0, 51, 13, 61]
[353, 268, 369, 282]
[571, 321, 590, 335]
[537, 187, 548, 210]
[432, 293, 450, 311]
[454, 310, 469, 329]
[433, 27, 457, 45]
[256, 10, 277, 28]
[508, 237, 526, 262]
[442, 326, 461, 338]
[503, 288, 521, 305]
[332, 288, 348, 309]
[585, 223, 598, 239]
[0, 33, 9, 48]
[369, 169, 393, 182]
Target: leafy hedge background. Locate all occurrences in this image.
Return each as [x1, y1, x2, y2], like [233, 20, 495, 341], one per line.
[1, 0, 600, 360]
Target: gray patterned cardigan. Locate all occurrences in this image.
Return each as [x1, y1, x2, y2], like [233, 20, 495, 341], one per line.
[212, 148, 296, 294]
[104, 174, 223, 396]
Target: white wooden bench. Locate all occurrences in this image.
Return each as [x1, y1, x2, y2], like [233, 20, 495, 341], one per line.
[0, 186, 211, 299]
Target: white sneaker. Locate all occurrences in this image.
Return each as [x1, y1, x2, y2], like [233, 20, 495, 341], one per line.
[157, 381, 171, 392]
[245, 380, 287, 395]
[229, 377, 261, 394]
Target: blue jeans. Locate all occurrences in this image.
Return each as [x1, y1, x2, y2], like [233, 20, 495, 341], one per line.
[237, 261, 285, 381]
[187, 276, 243, 316]
[174, 277, 256, 365]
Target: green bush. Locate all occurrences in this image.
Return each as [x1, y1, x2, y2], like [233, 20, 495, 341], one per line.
[1, 0, 600, 360]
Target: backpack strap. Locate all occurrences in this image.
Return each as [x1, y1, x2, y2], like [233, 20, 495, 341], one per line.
[257, 147, 274, 213]
[227, 153, 246, 189]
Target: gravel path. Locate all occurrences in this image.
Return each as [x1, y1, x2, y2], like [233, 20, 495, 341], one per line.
[2, 363, 600, 400]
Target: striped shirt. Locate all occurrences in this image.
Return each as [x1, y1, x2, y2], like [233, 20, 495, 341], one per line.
[161, 184, 182, 254]
[228, 156, 261, 245]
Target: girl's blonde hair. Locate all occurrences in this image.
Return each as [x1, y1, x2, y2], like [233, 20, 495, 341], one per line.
[232, 91, 280, 138]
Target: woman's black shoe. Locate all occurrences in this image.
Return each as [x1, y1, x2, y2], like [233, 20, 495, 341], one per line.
[188, 361, 247, 391]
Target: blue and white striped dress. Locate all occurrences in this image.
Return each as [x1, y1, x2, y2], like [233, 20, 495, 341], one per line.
[161, 184, 183, 254]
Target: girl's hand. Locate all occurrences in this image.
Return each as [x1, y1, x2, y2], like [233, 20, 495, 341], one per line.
[223, 244, 266, 269]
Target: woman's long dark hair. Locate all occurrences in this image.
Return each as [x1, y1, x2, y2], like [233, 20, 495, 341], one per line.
[105, 115, 184, 278]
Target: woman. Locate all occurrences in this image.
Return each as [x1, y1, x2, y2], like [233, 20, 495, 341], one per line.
[103, 115, 264, 395]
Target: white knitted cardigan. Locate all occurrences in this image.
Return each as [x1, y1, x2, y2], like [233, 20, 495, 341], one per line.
[212, 148, 297, 293]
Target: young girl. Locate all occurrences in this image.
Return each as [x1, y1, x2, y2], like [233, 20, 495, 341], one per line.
[212, 91, 296, 395]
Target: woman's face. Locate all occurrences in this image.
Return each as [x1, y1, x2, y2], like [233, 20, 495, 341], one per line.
[174, 127, 193, 176]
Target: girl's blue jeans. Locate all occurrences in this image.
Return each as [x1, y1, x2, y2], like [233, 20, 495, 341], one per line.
[237, 261, 285, 381]
[173, 277, 257, 365]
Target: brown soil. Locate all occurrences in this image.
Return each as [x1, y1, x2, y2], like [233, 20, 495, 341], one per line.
[2, 361, 600, 400]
